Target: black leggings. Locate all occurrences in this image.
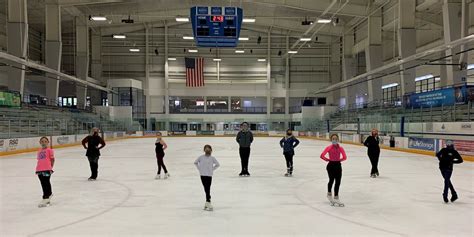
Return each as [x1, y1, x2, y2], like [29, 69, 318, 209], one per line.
[440, 169, 456, 196]
[88, 156, 99, 179]
[284, 152, 294, 172]
[326, 162, 342, 196]
[156, 154, 168, 174]
[239, 147, 251, 172]
[368, 152, 379, 175]
[200, 176, 212, 202]
[38, 172, 52, 199]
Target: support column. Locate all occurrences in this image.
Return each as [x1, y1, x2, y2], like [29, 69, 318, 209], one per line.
[145, 26, 151, 130]
[44, 3, 62, 104]
[164, 23, 170, 131]
[228, 96, 231, 112]
[75, 16, 89, 109]
[329, 38, 342, 105]
[284, 35, 290, 129]
[266, 31, 271, 129]
[442, 0, 468, 86]
[88, 31, 102, 106]
[204, 96, 207, 112]
[398, 0, 417, 96]
[342, 29, 355, 107]
[6, 0, 28, 95]
[366, 8, 383, 102]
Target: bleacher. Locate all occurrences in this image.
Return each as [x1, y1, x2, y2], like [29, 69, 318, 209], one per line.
[0, 104, 127, 139]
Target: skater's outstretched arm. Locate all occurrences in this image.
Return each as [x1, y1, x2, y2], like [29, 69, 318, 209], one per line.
[249, 132, 254, 143]
[236, 132, 241, 143]
[280, 137, 285, 148]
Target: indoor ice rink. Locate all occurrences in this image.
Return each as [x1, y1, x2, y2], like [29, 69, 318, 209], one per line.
[1, 137, 473, 236]
[1, 0, 474, 236]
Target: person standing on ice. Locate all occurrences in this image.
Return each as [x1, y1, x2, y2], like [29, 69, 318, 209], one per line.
[320, 134, 347, 207]
[35, 137, 55, 208]
[82, 127, 106, 181]
[236, 122, 253, 176]
[279, 129, 300, 177]
[364, 128, 381, 178]
[155, 132, 170, 180]
[436, 140, 463, 203]
[194, 144, 220, 211]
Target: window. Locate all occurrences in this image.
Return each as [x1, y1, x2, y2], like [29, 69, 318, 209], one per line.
[382, 83, 400, 103]
[415, 75, 440, 93]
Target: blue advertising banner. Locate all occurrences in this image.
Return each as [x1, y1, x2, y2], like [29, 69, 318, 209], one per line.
[406, 85, 468, 108]
[408, 137, 436, 151]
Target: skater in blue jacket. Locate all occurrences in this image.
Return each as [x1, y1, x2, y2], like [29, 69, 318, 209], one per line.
[279, 129, 300, 176]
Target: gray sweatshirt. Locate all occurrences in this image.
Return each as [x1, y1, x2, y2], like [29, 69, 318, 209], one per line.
[236, 130, 254, 148]
[194, 154, 220, 177]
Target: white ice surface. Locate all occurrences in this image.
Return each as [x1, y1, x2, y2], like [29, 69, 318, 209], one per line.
[0, 137, 473, 237]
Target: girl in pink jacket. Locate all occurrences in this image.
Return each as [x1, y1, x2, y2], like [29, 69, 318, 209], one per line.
[320, 134, 347, 207]
[36, 137, 55, 208]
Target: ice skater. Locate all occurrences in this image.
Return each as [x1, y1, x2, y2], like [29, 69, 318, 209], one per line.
[35, 137, 55, 208]
[436, 140, 463, 203]
[320, 134, 347, 207]
[279, 129, 300, 177]
[155, 132, 170, 179]
[364, 128, 381, 178]
[82, 127, 106, 181]
[194, 145, 220, 211]
[236, 122, 253, 176]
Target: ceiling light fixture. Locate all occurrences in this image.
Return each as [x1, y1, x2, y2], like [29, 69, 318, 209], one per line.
[213, 58, 222, 62]
[258, 58, 266, 62]
[300, 37, 312, 41]
[288, 50, 298, 54]
[129, 48, 140, 52]
[183, 36, 194, 40]
[317, 19, 332, 24]
[239, 37, 249, 41]
[89, 15, 107, 21]
[235, 50, 245, 53]
[168, 57, 177, 61]
[188, 49, 198, 53]
[176, 17, 189, 22]
[242, 18, 256, 23]
[112, 34, 126, 39]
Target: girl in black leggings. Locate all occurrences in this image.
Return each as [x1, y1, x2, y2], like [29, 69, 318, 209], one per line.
[155, 132, 170, 179]
[320, 134, 347, 206]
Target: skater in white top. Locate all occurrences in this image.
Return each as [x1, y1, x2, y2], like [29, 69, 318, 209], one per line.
[194, 144, 220, 211]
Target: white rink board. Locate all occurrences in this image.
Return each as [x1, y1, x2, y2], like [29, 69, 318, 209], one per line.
[0, 137, 473, 236]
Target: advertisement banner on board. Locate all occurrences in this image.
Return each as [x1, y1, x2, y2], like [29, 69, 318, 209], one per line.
[408, 137, 436, 151]
[406, 85, 467, 108]
[440, 140, 474, 156]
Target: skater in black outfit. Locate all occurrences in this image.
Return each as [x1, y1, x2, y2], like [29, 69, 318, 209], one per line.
[364, 128, 381, 178]
[82, 127, 106, 181]
[155, 132, 170, 179]
[436, 140, 463, 203]
[236, 122, 253, 176]
[279, 129, 300, 176]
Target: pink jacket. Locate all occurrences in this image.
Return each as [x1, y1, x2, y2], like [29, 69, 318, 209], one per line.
[36, 148, 54, 172]
[320, 144, 347, 162]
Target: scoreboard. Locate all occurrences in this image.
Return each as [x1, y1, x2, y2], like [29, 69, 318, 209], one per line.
[191, 6, 243, 47]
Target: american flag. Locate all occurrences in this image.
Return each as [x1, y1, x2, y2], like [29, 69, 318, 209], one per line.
[185, 57, 205, 87]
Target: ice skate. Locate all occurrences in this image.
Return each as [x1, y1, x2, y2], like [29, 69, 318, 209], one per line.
[155, 174, 161, 180]
[451, 193, 458, 203]
[239, 172, 244, 177]
[332, 197, 344, 207]
[164, 173, 170, 179]
[38, 198, 51, 208]
[204, 202, 213, 211]
[443, 194, 449, 203]
[370, 174, 376, 178]
[88, 177, 96, 181]
[327, 192, 334, 205]
[375, 172, 379, 177]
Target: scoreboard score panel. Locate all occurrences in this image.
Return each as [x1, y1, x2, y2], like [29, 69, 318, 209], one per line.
[191, 6, 243, 47]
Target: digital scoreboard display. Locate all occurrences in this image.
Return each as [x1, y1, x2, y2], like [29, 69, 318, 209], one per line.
[191, 6, 243, 47]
